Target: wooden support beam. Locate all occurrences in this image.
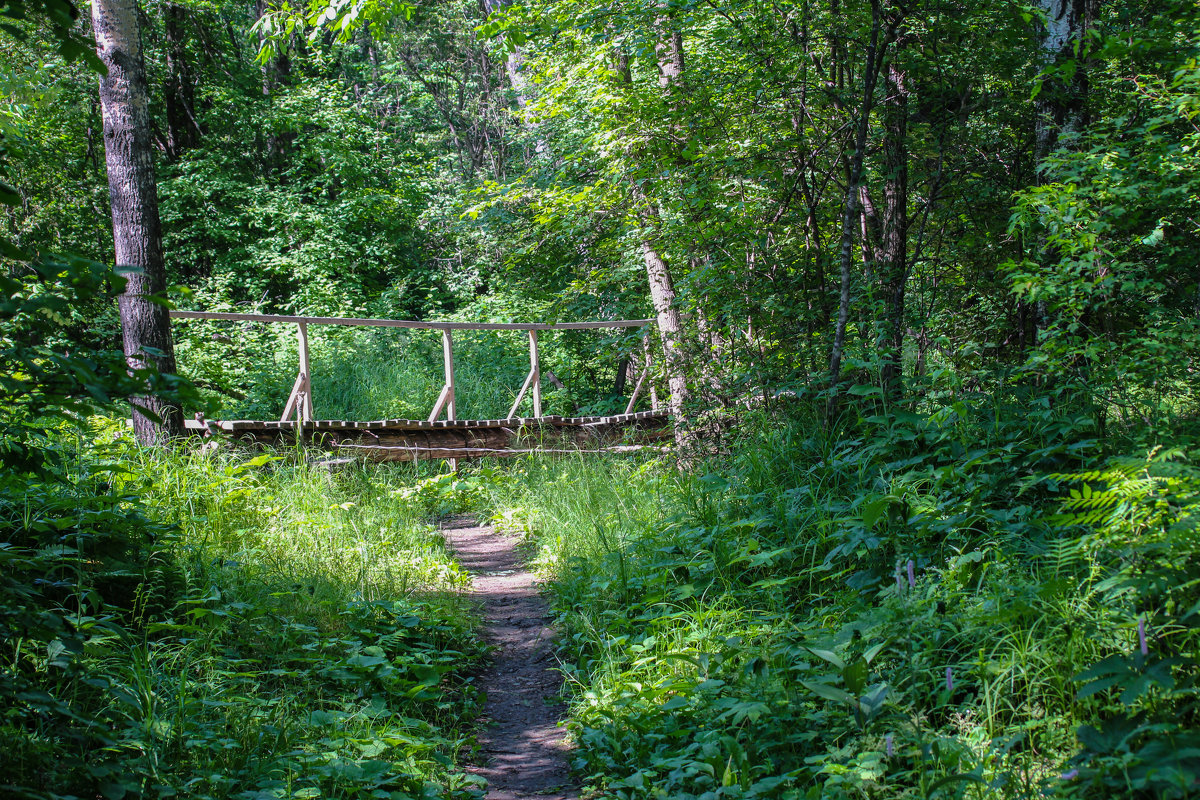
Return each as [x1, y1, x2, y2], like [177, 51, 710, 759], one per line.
[298, 322, 313, 422]
[443, 329, 455, 421]
[428, 384, 452, 423]
[279, 323, 314, 423]
[429, 330, 456, 422]
[507, 368, 536, 420]
[529, 329, 542, 419]
[280, 371, 305, 423]
[624, 366, 650, 415]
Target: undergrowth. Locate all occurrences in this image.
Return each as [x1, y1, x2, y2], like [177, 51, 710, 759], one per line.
[484, 404, 1200, 799]
[1, 423, 486, 800]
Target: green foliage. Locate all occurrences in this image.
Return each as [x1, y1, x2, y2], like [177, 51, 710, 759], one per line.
[5, 0, 1200, 797]
[482, 401, 1200, 799]
[0, 255, 190, 472]
[1048, 451, 1200, 798]
[1008, 3, 1200, 432]
[2, 434, 486, 800]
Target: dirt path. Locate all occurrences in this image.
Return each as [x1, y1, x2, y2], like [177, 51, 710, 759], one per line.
[440, 517, 577, 800]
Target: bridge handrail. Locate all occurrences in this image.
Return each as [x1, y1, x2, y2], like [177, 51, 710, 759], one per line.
[169, 310, 652, 331]
[169, 310, 657, 425]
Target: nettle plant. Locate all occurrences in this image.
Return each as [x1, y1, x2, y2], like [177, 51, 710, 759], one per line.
[1048, 450, 1200, 797]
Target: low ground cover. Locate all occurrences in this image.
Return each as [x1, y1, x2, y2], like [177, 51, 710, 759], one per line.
[2, 428, 487, 800]
[485, 404, 1200, 799]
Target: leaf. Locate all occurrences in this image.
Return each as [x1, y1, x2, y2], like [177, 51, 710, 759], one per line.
[805, 647, 845, 670]
[801, 680, 854, 705]
[1076, 675, 1124, 700]
[843, 657, 868, 695]
[863, 642, 887, 664]
[862, 496, 898, 528]
[848, 384, 882, 397]
[661, 695, 689, 711]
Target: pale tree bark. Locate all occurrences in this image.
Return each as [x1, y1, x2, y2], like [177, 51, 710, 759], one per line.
[93, 0, 183, 443]
[827, 0, 885, 420]
[1032, 0, 1099, 334]
[1034, 0, 1097, 159]
[878, 51, 909, 402]
[642, 234, 690, 430]
[641, 14, 691, 442]
[612, 17, 691, 443]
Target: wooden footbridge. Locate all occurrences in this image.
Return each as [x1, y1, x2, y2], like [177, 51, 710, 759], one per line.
[170, 311, 670, 461]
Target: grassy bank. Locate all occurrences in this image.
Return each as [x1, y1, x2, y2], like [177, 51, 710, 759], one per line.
[484, 410, 1200, 799]
[2, 425, 486, 800]
[7, 398, 1199, 799]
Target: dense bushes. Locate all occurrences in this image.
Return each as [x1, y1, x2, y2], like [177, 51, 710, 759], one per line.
[0, 257, 488, 799]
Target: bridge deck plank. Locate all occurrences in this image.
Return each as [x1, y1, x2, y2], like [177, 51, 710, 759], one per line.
[184, 411, 668, 434]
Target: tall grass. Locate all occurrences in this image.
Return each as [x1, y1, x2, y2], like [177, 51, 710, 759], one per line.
[478, 412, 1200, 799]
[4, 425, 488, 800]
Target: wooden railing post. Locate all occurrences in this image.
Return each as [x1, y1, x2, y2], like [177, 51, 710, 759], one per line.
[281, 321, 313, 423]
[429, 329, 456, 422]
[529, 329, 542, 419]
[443, 329, 456, 421]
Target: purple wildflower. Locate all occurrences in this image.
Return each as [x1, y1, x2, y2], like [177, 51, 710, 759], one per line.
[886, 734, 894, 757]
[946, 666, 954, 692]
[1138, 617, 1148, 656]
[896, 568, 904, 593]
[1060, 770, 1079, 780]
[906, 559, 916, 589]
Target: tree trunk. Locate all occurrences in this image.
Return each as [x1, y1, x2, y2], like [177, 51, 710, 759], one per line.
[1034, 0, 1095, 159]
[878, 55, 909, 402]
[621, 14, 692, 444]
[827, 0, 885, 420]
[93, 0, 183, 444]
[642, 235, 690, 430]
[1033, 0, 1098, 336]
[163, 3, 200, 161]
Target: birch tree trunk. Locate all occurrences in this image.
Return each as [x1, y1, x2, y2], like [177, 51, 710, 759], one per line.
[93, 0, 183, 444]
[827, 0, 884, 420]
[1032, 0, 1098, 334]
[626, 16, 692, 443]
[878, 54, 909, 402]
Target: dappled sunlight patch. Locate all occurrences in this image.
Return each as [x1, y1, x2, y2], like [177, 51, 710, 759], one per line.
[0, 436, 490, 798]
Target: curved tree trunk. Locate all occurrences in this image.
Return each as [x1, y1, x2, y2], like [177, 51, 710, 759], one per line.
[827, 0, 884, 421]
[642, 234, 690, 430]
[878, 55, 909, 403]
[643, 11, 692, 444]
[93, 0, 183, 444]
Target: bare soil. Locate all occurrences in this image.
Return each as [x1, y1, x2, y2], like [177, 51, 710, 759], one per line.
[440, 516, 578, 800]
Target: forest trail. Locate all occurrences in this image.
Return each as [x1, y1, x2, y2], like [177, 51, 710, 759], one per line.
[440, 517, 577, 800]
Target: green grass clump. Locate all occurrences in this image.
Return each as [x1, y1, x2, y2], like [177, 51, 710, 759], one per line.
[1, 424, 487, 800]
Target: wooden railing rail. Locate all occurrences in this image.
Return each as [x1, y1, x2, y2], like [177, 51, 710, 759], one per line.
[169, 310, 654, 424]
[169, 310, 651, 331]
